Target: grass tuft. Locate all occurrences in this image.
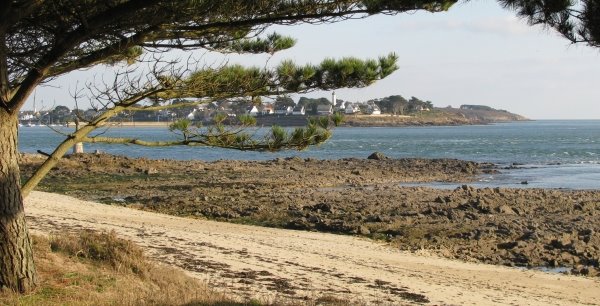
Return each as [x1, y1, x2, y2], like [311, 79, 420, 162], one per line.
[0, 230, 239, 306]
[49, 230, 148, 276]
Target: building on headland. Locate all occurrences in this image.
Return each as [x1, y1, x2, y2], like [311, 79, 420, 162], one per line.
[246, 105, 259, 116]
[274, 106, 293, 115]
[259, 104, 274, 115]
[19, 111, 36, 121]
[316, 104, 333, 115]
[292, 105, 305, 115]
[345, 103, 361, 115]
[366, 103, 381, 115]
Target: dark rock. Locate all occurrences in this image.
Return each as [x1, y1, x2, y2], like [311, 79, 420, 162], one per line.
[497, 241, 519, 250]
[471, 198, 491, 214]
[307, 215, 322, 223]
[497, 205, 516, 215]
[304, 203, 334, 213]
[352, 213, 364, 221]
[357, 225, 371, 235]
[367, 152, 388, 160]
[285, 156, 303, 162]
[287, 218, 311, 230]
[399, 211, 420, 217]
[316, 220, 353, 233]
[464, 212, 479, 220]
[571, 266, 590, 276]
[519, 231, 539, 241]
[286, 210, 304, 218]
[366, 215, 385, 222]
[495, 226, 512, 236]
[552, 235, 574, 249]
[460, 163, 477, 174]
[461, 185, 474, 192]
[579, 229, 594, 243]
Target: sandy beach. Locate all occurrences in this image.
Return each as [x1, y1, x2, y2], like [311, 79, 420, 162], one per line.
[25, 191, 600, 305]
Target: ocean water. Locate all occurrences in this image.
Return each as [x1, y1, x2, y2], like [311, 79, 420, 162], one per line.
[18, 120, 600, 190]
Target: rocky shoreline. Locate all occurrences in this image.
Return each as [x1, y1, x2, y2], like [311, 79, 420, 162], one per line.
[255, 110, 529, 127]
[342, 108, 528, 127]
[20, 153, 599, 277]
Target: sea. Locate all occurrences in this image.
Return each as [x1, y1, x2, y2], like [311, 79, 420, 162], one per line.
[18, 120, 600, 190]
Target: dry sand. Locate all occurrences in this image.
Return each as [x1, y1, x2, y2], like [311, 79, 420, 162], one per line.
[26, 191, 600, 305]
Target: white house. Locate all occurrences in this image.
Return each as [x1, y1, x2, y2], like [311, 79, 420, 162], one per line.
[371, 106, 381, 115]
[292, 105, 305, 115]
[246, 105, 259, 116]
[367, 104, 381, 115]
[316, 104, 333, 115]
[274, 106, 293, 115]
[186, 111, 196, 120]
[19, 111, 36, 121]
[259, 104, 274, 115]
[345, 103, 361, 114]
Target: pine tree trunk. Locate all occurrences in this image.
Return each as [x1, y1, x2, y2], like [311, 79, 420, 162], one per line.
[0, 110, 37, 292]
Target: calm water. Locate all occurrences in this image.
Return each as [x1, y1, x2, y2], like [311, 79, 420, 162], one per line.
[18, 120, 600, 190]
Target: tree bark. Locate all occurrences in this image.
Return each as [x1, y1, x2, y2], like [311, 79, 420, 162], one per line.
[0, 111, 37, 292]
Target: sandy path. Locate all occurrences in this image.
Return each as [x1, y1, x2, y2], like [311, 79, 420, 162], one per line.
[26, 191, 600, 305]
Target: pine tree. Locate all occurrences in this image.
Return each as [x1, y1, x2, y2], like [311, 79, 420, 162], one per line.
[499, 0, 600, 47]
[0, 0, 457, 292]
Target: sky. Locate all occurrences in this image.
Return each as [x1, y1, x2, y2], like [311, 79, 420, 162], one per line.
[25, 1, 600, 119]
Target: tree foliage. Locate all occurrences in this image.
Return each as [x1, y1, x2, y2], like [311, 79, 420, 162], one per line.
[274, 96, 296, 109]
[157, 53, 399, 101]
[499, 0, 600, 47]
[1, 0, 462, 293]
[376, 95, 408, 115]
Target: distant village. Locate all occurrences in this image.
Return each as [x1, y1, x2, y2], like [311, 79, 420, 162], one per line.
[18, 93, 446, 126]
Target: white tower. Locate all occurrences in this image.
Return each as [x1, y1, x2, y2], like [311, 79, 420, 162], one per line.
[332, 91, 336, 106]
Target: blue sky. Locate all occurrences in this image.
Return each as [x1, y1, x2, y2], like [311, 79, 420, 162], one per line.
[27, 1, 600, 119]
